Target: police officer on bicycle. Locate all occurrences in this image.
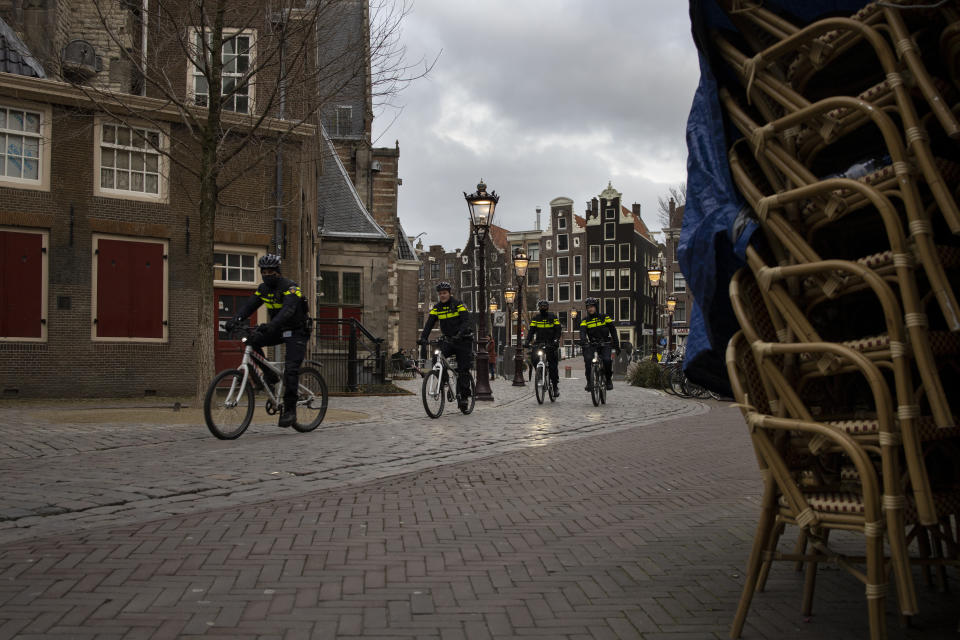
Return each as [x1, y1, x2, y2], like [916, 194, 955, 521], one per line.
[524, 299, 562, 396]
[225, 254, 310, 428]
[417, 281, 474, 411]
[579, 297, 619, 391]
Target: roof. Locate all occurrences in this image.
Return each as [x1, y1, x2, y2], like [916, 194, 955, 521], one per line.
[0, 18, 45, 78]
[574, 214, 587, 229]
[396, 221, 418, 261]
[489, 224, 509, 251]
[623, 205, 655, 242]
[317, 123, 389, 240]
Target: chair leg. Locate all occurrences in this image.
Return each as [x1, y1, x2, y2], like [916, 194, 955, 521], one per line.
[793, 529, 807, 573]
[865, 526, 889, 640]
[731, 482, 778, 639]
[918, 526, 934, 588]
[757, 519, 786, 592]
[885, 502, 918, 615]
[802, 527, 827, 617]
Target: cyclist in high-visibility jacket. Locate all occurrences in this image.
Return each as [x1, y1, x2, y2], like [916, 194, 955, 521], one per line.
[225, 254, 310, 428]
[579, 297, 619, 391]
[417, 281, 474, 410]
[524, 299, 562, 396]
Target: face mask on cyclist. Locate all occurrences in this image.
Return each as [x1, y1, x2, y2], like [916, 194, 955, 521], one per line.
[262, 272, 281, 288]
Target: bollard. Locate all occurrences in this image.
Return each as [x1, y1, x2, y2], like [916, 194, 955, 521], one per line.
[564, 366, 572, 378]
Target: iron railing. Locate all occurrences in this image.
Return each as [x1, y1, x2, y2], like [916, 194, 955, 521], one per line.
[310, 318, 385, 392]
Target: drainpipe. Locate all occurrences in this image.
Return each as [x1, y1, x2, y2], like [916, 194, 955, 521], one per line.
[273, 13, 287, 256]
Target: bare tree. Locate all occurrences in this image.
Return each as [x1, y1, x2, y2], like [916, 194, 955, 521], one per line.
[656, 182, 686, 228]
[26, 0, 433, 399]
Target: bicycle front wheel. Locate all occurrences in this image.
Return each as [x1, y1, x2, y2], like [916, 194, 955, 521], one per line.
[204, 369, 255, 440]
[422, 369, 445, 418]
[590, 364, 601, 407]
[293, 367, 329, 432]
[535, 366, 545, 404]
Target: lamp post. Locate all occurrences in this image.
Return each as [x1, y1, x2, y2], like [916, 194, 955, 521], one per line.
[503, 286, 516, 346]
[570, 309, 578, 357]
[647, 264, 664, 362]
[666, 295, 677, 356]
[512, 248, 529, 386]
[464, 179, 499, 401]
[488, 297, 499, 358]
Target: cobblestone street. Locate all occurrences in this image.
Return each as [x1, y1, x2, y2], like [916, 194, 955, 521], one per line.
[0, 365, 957, 638]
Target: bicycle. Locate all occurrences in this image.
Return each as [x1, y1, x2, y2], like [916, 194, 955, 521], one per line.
[203, 327, 329, 439]
[530, 342, 558, 404]
[580, 338, 611, 407]
[420, 336, 476, 418]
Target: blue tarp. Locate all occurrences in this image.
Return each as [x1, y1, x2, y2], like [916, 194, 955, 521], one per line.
[680, 0, 871, 394]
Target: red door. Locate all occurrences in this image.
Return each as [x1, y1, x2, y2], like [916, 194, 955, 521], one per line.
[215, 288, 256, 372]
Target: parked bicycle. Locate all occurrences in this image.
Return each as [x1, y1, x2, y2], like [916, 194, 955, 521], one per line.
[421, 336, 476, 418]
[657, 353, 720, 400]
[203, 327, 329, 439]
[581, 338, 611, 407]
[531, 342, 557, 404]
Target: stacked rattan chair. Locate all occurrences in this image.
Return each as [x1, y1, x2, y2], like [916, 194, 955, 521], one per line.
[711, 2, 960, 638]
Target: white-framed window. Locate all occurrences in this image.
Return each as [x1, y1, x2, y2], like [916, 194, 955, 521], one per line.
[546, 239, 552, 250]
[573, 236, 580, 247]
[557, 233, 568, 252]
[557, 256, 569, 277]
[619, 297, 631, 321]
[445, 262, 454, 278]
[213, 245, 263, 286]
[527, 242, 540, 261]
[619, 243, 630, 261]
[317, 269, 363, 307]
[574, 281, 582, 301]
[604, 298, 616, 318]
[91, 234, 169, 342]
[589, 245, 601, 263]
[674, 300, 686, 323]
[558, 283, 570, 302]
[547, 284, 555, 302]
[188, 28, 256, 114]
[557, 216, 567, 229]
[461, 270, 472, 287]
[527, 267, 539, 285]
[589, 269, 601, 291]
[0, 102, 51, 190]
[605, 208, 616, 220]
[674, 271, 687, 292]
[620, 268, 630, 290]
[545, 258, 553, 278]
[604, 269, 616, 290]
[573, 255, 582, 276]
[95, 118, 168, 202]
[0, 226, 48, 342]
[604, 222, 616, 240]
[604, 244, 616, 262]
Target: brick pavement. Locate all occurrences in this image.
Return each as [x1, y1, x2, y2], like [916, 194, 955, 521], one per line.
[0, 368, 958, 638]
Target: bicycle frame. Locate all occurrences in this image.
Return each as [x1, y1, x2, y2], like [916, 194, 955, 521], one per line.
[218, 338, 287, 410]
[424, 342, 459, 400]
[533, 344, 549, 389]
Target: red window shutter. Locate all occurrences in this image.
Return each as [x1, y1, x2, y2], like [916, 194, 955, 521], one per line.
[97, 239, 164, 338]
[0, 231, 43, 338]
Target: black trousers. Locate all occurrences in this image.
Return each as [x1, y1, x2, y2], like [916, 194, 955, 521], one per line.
[439, 339, 473, 398]
[248, 326, 308, 411]
[582, 344, 613, 382]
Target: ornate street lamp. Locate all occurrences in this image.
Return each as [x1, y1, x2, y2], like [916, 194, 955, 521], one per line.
[512, 248, 528, 387]
[503, 286, 516, 346]
[570, 309, 579, 357]
[464, 180, 499, 401]
[666, 295, 677, 354]
[647, 264, 664, 363]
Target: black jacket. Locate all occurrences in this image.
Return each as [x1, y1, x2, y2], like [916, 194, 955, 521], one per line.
[527, 311, 561, 344]
[579, 311, 619, 348]
[420, 297, 472, 340]
[235, 277, 309, 331]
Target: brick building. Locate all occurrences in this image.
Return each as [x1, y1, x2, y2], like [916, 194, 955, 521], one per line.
[538, 197, 587, 354]
[661, 198, 691, 351]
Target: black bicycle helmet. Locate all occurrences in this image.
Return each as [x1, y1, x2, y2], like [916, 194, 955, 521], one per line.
[258, 254, 282, 270]
[435, 281, 452, 292]
[584, 297, 599, 308]
[536, 299, 549, 309]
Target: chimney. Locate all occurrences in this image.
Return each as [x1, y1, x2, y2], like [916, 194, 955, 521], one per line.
[591, 197, 599, 214]
[632, 203, 641, 218]
[669, 197, 676, 217]
[535, 206, 541, 231]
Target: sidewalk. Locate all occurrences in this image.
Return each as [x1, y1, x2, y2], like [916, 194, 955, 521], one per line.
[0, 390, 957, 637]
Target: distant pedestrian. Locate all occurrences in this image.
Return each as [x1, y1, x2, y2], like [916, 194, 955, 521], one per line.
[487, 337, 497, 380]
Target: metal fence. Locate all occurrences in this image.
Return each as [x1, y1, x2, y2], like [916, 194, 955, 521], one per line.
[309, 318, 386, 393]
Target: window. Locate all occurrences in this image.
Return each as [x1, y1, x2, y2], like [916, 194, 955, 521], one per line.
[619, 298, 631, 321]
[557, 233, 568, 251]
[674, 300, 686, 323]
[604, 298, 616, 318]
[417, 264, 424, 279]
[445, 262, 454, 278]
[604, 244, 616, 262]
[589, 269, 601, 291]
[0, 104, 49, 189]
[545, 258, 553, 278]
[190, 28, 255, 113]
[547, 284, 555, 302]
[213, 248, 258, 284]
[526, 267, 540, 285]
[573, 236, 581, 247]
[674, 271, 687, 292]
[527, 242, 540, 261]
[461, 270, 472, 287]
[620, 268, 630, 290]
[0, 228, 48, 341]
[604, 222, 616, 240]
[557, 256, 569, 277]
[574, 281, 582, 301]
[605, 208, 616, 220]
[589, 245, 601, 263]
[430, 262, 440, 279]
[558, 283, 570, 302]
[96, 121, 166, 200]
[546, 239, 552, 250]
[573, 255, 582, 276]
[316, 269, 363, 322]
[92, 235, 168, 341]
[335, 105, 353, 136]
[490, 267, 501, 285]
[619, 243, 630, 261]
[558, 311, 568, 331]
[557, 216, 567, 229]
[604, 269, 616, 290]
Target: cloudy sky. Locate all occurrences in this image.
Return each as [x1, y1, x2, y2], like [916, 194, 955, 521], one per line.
[371, 0, 701, 251]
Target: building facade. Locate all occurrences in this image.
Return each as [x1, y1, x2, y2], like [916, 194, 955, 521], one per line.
[661, 199, 691, 352]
